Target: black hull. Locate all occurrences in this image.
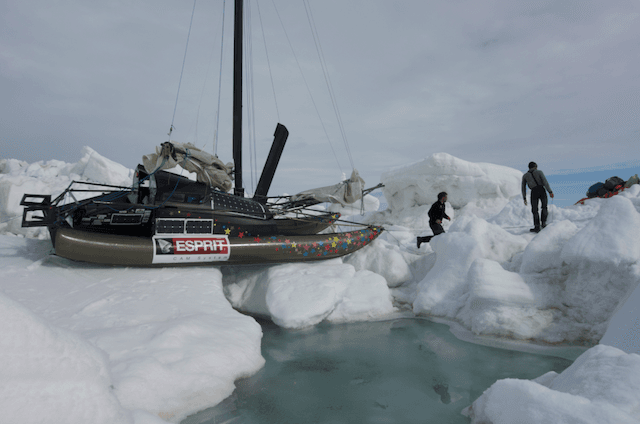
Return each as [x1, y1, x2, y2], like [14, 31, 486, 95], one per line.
[22, 165, 379, 267]
[53, 226, 382, 266]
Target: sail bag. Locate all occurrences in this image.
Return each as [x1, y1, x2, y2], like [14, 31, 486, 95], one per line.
[142, 142, 234, 192]
[290, 169, 365, 206]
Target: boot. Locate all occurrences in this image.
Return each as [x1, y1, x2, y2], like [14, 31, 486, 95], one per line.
[417, 236, 433, 248]
[530, 227, 541, 233]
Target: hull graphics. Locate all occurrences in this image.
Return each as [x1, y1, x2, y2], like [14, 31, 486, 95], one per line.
[153, 235, 230, 264]
[53, 227, 382, 266]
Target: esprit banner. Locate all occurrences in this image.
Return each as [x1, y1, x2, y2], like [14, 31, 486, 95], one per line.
[152, 235, 230, 264]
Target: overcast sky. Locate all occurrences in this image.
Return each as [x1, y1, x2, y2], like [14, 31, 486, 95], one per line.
[2, 0, 639, 196]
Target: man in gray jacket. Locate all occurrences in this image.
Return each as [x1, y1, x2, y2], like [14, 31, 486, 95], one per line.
[522, 162, 554, 233]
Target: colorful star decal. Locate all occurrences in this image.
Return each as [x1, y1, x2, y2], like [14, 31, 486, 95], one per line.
[219, 226, 382, 260]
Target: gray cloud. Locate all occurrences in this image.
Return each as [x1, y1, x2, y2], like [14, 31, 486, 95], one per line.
[2, 0, 639, 196]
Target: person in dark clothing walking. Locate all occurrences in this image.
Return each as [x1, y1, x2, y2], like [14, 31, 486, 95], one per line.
[417, 192, 450, 248]
[522, 162, 554, 233]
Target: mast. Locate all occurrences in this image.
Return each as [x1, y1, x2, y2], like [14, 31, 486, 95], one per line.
[233, 0, 244, 197]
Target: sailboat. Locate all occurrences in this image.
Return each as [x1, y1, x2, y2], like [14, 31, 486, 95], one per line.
[19, 0, 382, 266]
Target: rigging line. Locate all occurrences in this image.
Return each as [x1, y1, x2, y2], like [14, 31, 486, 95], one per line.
[381, 228, 404, 246]
[250, 2, 258, 192]
[194, 3, 224, 150]
[270, 0, 344, 177]
[303, 0, 355, 170]
[0, 215, 22, 225]
[169, 0, 198, 139]
[244, 0, 258, 193]
[213, 0, 227, 156]
[255, 0, 280, 122]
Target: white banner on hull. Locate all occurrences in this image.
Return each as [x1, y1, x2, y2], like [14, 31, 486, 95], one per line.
[152, 235, 231, 264]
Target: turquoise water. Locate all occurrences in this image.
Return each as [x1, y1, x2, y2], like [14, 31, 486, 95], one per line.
[181, 318, 574, 424]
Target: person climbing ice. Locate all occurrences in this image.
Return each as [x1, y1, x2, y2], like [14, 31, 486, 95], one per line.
[417, 192, 450, 248]
[522, 161, 554, 233]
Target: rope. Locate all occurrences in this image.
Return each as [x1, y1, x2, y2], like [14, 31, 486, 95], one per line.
[213, 0, 226, 156]
[303, 0, 355, 170]
[270, 0, 344, 177]
[268, 207, 372, 227]
[0, 215, 22, 225]
[192, 1, 225, 150]
[145, 177, 183, 210]
[383, 229, 403, 245]
[169, 0, 198, 139]
[255, 0, 280, 122]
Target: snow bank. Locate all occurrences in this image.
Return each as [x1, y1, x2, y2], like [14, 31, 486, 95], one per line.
[0, 147, 133, 237]
[0, 292, 135, 424]
[404, 197, 640, 343]
[341, 154, 640, 347]
[457, 259, 555, 339]
[3, 149, 640, 423]
[464, 345, 640, 423]
[548, 196, 640, 342]
[519, 220, 579, 274]
[378, 152, 522, 225]
[561, 196, 640, 266]
[0, 236, 264, 423]
[343, 237, 418, 287]
[600, 274, 640, 355]
[412, 216, 528, 318]
[223, 260, 395, 329]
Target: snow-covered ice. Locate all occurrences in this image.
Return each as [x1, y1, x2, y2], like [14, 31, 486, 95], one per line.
[224, 259, 394, 328]
[463, 344, 640, 424]
[1, 149, 639, 423]
[0, 236, 264, 423]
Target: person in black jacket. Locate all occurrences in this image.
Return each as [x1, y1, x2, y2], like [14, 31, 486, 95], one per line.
[522, 162, 554, 233]
[417, 192, 450, 248]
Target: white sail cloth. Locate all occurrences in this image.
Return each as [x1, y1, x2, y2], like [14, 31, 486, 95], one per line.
[142, 142, 234, 192]
[291, 169, 365, 206]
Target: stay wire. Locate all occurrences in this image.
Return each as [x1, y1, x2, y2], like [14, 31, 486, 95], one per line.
[255, 0, 280, 122]
[303, 0, 355, 170]
[169, 0, 198, 139]
[245, 0, 258, 193]
[270, 0, 344, 177]
[193, 2, 224, 150]
[213, 0, 227, 156]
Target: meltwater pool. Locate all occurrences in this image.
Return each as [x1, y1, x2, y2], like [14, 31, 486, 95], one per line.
[182, 318, 575, 424]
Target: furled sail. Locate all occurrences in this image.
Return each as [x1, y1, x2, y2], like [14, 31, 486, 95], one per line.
[290, 169, 365, 206]
[142, 141, 234, 192]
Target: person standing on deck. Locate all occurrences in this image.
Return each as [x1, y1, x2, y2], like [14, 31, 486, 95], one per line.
[417, 192, 450, 248]
[522, 162, 554, 233]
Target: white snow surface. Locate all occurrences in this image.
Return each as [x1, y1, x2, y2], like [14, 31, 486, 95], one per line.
[463, 344, 640, 424]
[0, 236, 264, 424]
[0, 146, 133, 238]
[1, 148, 639, 423]
[224, 259, 394, 328]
